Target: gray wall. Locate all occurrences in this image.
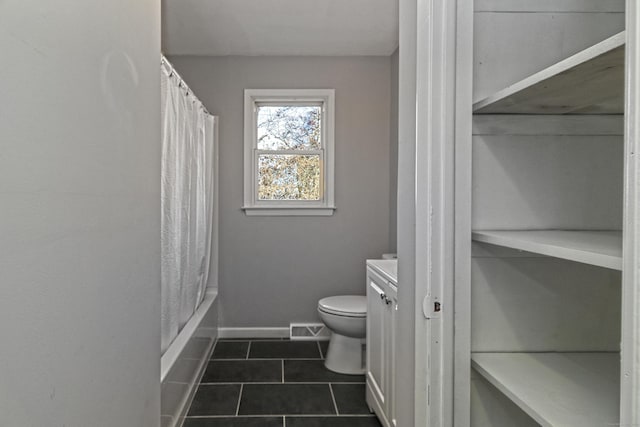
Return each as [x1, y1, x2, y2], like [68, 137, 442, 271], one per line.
[389, 49, 399, 253]
[0, 1, 161, 426]
[169, 56, 392, 327]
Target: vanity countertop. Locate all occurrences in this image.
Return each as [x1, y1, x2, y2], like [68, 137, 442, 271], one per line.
[366, 259, 398, 286]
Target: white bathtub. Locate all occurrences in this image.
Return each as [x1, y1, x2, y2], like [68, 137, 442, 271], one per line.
[161, 290, 218, 427]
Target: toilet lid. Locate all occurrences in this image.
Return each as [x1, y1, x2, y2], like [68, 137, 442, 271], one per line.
[318, 295, 366, 317]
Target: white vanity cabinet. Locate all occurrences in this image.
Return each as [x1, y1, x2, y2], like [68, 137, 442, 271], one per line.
[365, 260, 398, 427]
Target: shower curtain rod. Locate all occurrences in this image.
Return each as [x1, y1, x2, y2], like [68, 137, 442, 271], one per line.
[161, 55, 212, 116]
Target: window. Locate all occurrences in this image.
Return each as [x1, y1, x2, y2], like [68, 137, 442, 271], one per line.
[243, 89, 335, 216]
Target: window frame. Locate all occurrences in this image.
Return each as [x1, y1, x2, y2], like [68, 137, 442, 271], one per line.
[243, 89, 336, 216]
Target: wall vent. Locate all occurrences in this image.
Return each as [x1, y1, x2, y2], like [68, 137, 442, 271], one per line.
[289, 323, 330, 340]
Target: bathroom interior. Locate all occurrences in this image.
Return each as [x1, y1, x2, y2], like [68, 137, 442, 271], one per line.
[159, 1, 400, 425]
[3, 0, 640, 427]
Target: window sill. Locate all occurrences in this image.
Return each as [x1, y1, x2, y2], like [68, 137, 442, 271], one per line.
[242, 206, 336, 216]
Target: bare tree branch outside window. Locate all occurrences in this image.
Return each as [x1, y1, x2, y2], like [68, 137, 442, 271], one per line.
[257, 106, 322, 200]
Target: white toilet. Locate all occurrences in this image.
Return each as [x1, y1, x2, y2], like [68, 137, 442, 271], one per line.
[317, 295, 367, 375]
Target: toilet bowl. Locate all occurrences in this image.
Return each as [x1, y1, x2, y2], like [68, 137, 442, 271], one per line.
[318, 295, 366, 375]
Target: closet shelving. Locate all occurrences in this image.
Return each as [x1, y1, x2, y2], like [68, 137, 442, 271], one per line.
[469, 29, 626, 427]
[471, 352, 620, 427]
[473, 31, 625, 114]
[471, 230, 622, 270]
[472, 30, 625, 271]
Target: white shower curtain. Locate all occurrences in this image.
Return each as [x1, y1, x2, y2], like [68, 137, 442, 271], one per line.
[161, 58, 216, 354]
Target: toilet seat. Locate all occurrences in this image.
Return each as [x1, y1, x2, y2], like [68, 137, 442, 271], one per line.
[318, 295, 366, 318]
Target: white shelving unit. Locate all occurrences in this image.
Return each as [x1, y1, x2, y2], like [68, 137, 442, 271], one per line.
[401, 2, 640, 426]
[463, 13, 632, 426]
[472, 230, 622, 270]
[472, 352, 620, 427]
[473, 31, 625, 114]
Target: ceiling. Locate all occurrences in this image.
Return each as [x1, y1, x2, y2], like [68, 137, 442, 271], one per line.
[162, 0, 399, 56]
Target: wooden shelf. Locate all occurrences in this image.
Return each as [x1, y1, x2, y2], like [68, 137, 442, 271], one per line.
[472, 230, 622, 270]
[473, 32, 625, 114]
[472, 352, 619, 427]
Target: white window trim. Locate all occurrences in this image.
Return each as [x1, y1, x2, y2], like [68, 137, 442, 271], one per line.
[242, 89, 336, 216]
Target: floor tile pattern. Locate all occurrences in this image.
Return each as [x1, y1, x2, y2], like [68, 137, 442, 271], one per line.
[183, 339, 381, 427]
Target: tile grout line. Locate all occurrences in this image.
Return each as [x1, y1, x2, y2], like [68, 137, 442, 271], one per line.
[185, 414, 380, 419]
[199, 381, 365, 385]
[328, 383, 340, 416]
[208, 357, 323, 361]
[317, 341, 323, 359]
[283, 415, 286, 427]
[282, 359, 285, 383]
[246, 341, 252, 359]
[235, 383, 244, 416]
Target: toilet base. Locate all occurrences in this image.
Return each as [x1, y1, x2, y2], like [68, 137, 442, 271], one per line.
[324, 333, 365, 375]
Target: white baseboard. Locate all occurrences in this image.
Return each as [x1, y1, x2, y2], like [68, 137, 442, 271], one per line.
[218, 327, 290, 339]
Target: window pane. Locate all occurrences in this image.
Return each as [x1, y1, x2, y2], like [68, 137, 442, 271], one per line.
[257, 105, 322, 150]
[258, 154, 321, 200]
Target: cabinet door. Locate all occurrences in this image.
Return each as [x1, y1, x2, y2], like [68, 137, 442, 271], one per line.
[366, 272, 388, 411]
[387, 287, 398, 427]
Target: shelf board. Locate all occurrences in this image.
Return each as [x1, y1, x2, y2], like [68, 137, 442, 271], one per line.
[472, 230, 622, 270]
[473, 31, 625, 114]
[472, 352, 620, 427]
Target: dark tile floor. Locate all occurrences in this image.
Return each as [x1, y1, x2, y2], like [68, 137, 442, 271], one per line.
[183, 339, 382, 427]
